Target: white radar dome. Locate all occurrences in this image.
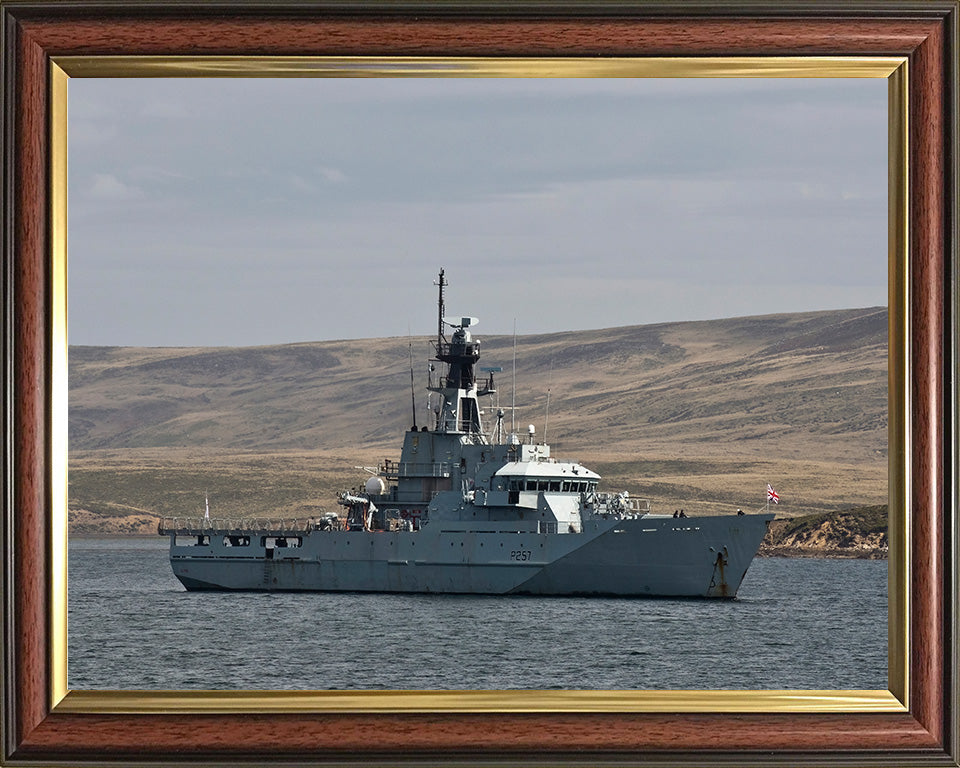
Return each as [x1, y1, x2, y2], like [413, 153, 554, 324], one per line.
[365, 476, 387, 495]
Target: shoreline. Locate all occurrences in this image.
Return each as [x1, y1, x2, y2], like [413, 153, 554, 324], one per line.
[70, 530, 889, 559]
[756, 546, 887, 560]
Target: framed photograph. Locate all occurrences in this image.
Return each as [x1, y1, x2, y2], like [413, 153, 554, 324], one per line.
[2, 2, 956, 766]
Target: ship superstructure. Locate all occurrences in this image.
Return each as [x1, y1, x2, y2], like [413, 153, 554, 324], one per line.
[160, 271, 772, 597]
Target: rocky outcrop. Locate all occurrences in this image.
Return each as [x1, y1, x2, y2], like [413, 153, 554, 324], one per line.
[759, 505, 888, 559]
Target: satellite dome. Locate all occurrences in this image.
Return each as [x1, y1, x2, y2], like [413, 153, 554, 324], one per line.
[364, 476, 386, 495]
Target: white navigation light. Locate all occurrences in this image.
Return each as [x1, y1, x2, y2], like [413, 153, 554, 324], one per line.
[528, 424, 536, 436]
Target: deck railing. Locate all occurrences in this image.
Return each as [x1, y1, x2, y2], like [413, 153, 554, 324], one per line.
[157, 517, 319, 535]
[587, 494, 651, 517]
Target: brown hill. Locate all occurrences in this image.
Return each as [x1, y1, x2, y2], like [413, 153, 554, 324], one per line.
[68, 307, 888, 525]
[70, 307, 886, 456]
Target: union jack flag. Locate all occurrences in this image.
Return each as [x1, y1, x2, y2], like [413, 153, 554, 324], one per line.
[766, 484, 780, 504]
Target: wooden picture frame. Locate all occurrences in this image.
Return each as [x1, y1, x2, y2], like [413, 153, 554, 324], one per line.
[2, 2, 957, 765]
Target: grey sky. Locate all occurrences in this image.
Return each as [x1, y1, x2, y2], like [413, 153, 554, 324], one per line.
[68, 77, 887, 347]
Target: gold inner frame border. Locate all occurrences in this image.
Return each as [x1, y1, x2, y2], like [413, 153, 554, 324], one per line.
[49, 54, 909, 715]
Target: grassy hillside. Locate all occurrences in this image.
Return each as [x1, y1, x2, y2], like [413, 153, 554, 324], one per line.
[68, 307, 888, 525]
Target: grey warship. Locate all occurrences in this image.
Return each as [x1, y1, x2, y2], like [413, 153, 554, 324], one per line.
[160, 270, 773, 597]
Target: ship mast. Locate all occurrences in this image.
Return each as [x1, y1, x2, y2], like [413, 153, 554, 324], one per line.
[435, 268, 447, 354]
[427, 269, 495, 441]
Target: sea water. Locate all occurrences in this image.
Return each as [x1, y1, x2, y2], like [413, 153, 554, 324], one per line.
[67, 537, 887, 691]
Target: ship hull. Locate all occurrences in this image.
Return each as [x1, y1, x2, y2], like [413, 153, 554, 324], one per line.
[167, 514, 772, 598]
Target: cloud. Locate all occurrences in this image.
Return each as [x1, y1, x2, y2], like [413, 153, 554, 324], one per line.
[287, 174, 316, 193]
[128, 166, 189, 183]
[66, 77, 888, 346]
[86, 173, 144, 201]
[68, 120, 119, 148]
[286, 167, 348, 192]
[139, 99, 190, 119]
[317, 166, 347, 183]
